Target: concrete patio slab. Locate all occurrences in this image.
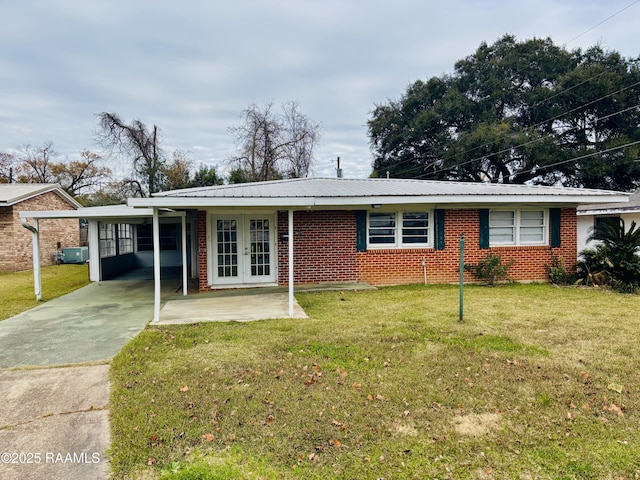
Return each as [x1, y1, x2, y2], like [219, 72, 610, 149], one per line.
[157, 291, 308, 324]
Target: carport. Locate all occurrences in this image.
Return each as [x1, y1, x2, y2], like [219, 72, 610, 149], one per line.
[21, 202, 301, 323]
[19, 204, 191, 311]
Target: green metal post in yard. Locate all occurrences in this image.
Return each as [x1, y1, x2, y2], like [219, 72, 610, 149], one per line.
[459, 234, 464, 323]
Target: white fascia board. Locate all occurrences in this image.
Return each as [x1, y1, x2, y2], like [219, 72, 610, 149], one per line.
[578, 207, 640, 216]
[19, 207, 155, 220]
[314, 194, 631, 206]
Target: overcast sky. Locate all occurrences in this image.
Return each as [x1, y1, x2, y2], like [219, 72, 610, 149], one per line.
[1, 1, 638, 180]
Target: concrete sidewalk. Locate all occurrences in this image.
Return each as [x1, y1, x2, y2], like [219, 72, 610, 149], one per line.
[0, 279, 157, 480]
[0, 365, 110, 480]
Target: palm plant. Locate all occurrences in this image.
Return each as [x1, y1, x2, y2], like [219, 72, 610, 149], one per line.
[579, 218, 640, 292]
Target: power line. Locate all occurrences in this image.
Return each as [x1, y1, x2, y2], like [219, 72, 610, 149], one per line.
[386, 94, 640, 180]
[374, 64, 640, 179]
[563, 0, 640, 46]
[521, 140, 640, 178]
[372, 3, 640, 180]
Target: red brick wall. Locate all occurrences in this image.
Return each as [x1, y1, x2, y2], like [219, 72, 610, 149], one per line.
[277, 210, 359, 285]
[196, 207, 578, 289]
[358, 208, 577, 285]
[1, 191, 79, 272]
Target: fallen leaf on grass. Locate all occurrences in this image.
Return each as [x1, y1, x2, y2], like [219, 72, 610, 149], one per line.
[604, 403, 624, 416]
[330, 438, 342, 447]
[263, 414, 275, 425]
[607, 383, 624, 393]
[180, 385, 189, 392]
[202, 433, 215, 442]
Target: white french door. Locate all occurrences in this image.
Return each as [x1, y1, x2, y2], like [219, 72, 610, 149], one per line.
[212, 214, 276, 285]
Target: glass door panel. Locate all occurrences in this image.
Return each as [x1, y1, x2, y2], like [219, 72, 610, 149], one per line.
[248, 218, 271, 278]
[215, 218, 239, 282]
[212, 215, 275, 285]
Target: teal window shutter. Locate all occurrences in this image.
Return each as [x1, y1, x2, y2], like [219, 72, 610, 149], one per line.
[435, 209, 445, 250]
[479, 209, 489, 249]
[356, 211, 367, 252]
[550, 208, 561, 248]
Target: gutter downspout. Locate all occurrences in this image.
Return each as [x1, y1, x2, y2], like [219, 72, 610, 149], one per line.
[21, 217, 42, 301]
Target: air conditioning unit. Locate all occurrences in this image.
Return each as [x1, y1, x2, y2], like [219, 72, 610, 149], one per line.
[61, 246, 89, 264]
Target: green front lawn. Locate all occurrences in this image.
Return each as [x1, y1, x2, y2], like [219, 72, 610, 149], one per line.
[0, 264, 90, 321]
[110, 284, 640, 479]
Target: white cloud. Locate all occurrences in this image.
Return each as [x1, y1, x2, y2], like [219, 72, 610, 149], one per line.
[0, 0, 638, 180]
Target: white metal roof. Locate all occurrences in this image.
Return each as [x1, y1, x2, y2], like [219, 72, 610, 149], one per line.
[129, 177, 629, 208]
[577, 189, 640, 215]
[0, 183, 81, 208]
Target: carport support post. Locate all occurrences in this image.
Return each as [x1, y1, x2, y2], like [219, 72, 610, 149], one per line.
[288, 209, 294, 317]
[29, 218, 42, 301]
[153, 208, 161, 323]
[20, 216, 41, 300]
[181, 213, 187, 296]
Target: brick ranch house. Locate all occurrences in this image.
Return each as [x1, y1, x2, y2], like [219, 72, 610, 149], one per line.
[1, 183, 81, 272]
[22, 178, 628, 321]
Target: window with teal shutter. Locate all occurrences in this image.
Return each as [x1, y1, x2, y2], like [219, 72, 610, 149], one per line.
[356, 210, 367, 252]
[479, 209, 490, 249]
[550, 208, 561, 247]
[435, 209, 445, 250]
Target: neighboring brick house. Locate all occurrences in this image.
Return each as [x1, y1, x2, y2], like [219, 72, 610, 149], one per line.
[0, 184, 81, 272]
[128, 178, 627, 291]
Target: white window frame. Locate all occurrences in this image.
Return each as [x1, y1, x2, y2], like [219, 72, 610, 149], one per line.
[118, 224, 134, 254]
[99, 223, 116, 258]
[367, 210, 432, 248]
[489, 209, 548, 246]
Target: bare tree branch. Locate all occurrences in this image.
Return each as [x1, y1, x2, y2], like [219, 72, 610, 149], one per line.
[228, 101, 322, 182]
[96, 112, 166, 195]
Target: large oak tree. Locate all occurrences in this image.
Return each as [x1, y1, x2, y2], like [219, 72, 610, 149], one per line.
[368, 35, 640, 190]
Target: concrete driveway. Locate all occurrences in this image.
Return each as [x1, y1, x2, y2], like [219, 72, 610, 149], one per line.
[0, 279, 156, 368]
[0, 277, 316, 480]
[0, 279, 156, 480]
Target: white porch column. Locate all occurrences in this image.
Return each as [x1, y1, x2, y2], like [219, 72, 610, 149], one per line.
[20, 216, 41, 300]
[288, 209, 294, 317]
[87, 220, 100, 282]
[32, 219, 42, 301]
[152, 208, 161, 323]
[181, 213, 187, 296]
